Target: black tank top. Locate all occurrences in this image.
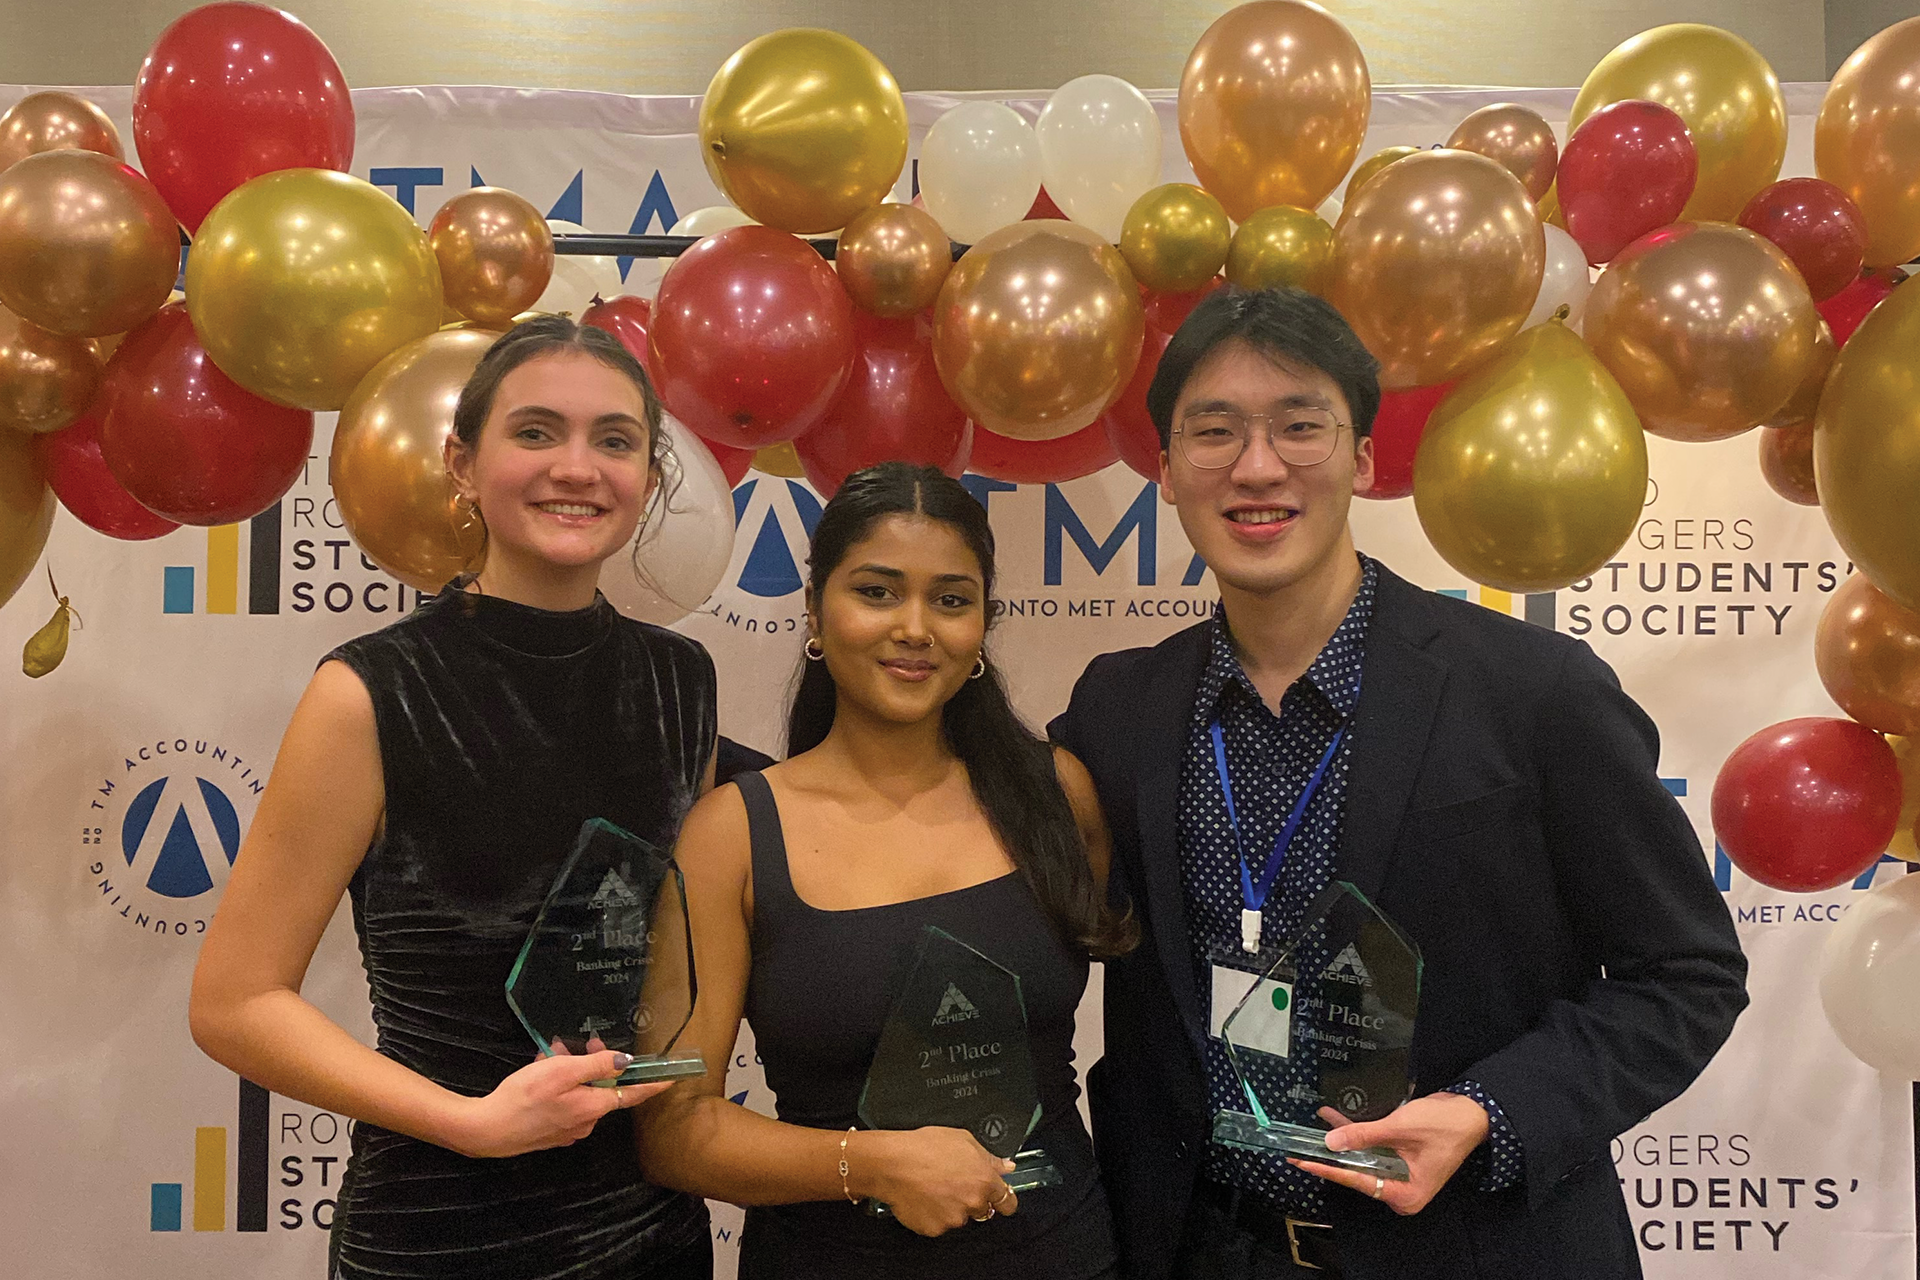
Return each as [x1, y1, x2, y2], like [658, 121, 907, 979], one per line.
[733, 770, 1117, 1280]
[323, 583, 715, 1280]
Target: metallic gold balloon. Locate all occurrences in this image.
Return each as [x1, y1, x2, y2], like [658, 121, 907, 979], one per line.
[0, 424, 54, 609]
[932, 220, 1144, 441]
[1120, 184, 1232, 294]
[1889, 736, 1920, 862]
[1759, 422, 1819, 506]
[1178, 0, 1372, 221]
[1413, 319, 1648, 592]
[1817, 18, 1920, 268]
[329, 329, 491, 593]
[1815, 276, 1920, 613]
[1816, 571, 1920, 738]
[1539, 182, 1565, 229]
[21, 569, 73, 678]
[1584, 222, 1820, 442]
[1570, 24, 1787, 221]
[752, 441, 806, 478]
[1226, 205, 1333, 293]
[0, 91, 123, 172]
[699, 29, 909, 235]
[834, 202, 952, 318]
[0, 305, 104, 434]
[1345, 146, 1420, 202]
[1447, 104, 1558, 202]
[1760, 320, 1836, 431]
[1328, 150, 1545, 388]
[0, 150, 178, 339]
[428, 188, 555, 329]
[187, 169, 443, 411]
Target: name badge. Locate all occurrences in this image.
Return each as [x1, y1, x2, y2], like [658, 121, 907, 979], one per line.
[1208, 950, 1294, 1058]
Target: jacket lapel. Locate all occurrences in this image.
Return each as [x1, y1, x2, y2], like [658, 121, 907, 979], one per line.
[1339, 566, 1448, 901]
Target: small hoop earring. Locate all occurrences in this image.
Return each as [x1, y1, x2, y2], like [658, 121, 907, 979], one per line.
[804, 637, 824, 662]
[970, 654, 986, 680]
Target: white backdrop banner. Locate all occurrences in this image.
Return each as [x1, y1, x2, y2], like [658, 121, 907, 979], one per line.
[0, 80, 1910, 1280]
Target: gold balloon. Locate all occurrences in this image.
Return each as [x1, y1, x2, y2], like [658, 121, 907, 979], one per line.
[0, 150, 178, 339]
[1120, 184, 1232, 294]
[1761, 320, 1836, 432]
[0, 305, 103, 434]
[1816, 572, 1920, 738]
[1539, 182, 1566, 229]
[1584, 222, 1820, 442]
[0, 424, 53, 609]
[187, 169, 444, 412]
[1817, 17, 1920, 268]
[835, 202, 952, 317]
[1413, 320, 1647, 592]
[1345, 146, 1420, 202]
[699, 29, 909, 235]
[329, 329, 492, 593]
[0, 91, 123, 172]
[21, 570, 73, 678]
[752, 441, 806, 478]
[1815, 276, 1920, 613]
[1570, 24, 1787, 221]
[1447, 104, 1558, 202]
[1226, 205, 1333, 293]
[1178, 0, 1371, 221]
[1328, 150, 1545, 389]
[428, 188, 555, 330]
[1759, 422, 1819, 506]
[932, 220, 1144, 442]
[1889, 736, 1920, 862]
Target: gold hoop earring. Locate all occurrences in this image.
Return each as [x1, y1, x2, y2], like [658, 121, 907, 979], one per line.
[970, 654, 986, 680]
[805, 637, 825, 661]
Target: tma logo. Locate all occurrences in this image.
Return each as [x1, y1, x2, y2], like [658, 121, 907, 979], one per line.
[84, 737, 262, 938]
[732, 478, 824, 599]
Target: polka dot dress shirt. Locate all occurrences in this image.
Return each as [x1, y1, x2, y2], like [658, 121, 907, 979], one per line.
[1177, 555, 1522, 1218]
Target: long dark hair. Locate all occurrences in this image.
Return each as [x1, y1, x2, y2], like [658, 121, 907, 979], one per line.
[787, 462, 1135, 957]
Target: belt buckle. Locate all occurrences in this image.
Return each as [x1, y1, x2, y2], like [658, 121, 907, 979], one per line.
[1284, 1218, 1331, 1270]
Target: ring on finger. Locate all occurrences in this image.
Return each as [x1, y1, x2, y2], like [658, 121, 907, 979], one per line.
[1372, 1175, 1384, 1199]
[970, 1211, 991, 1222]
[993, 1185, 1013, 1209]
[613, 1086, 624, 1107]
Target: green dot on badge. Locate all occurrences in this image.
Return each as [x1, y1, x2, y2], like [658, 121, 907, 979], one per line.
[1271, 987, 1290, 1012]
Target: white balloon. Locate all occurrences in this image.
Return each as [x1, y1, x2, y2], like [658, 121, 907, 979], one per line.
[1819, 870, 1920, 1078]
[1523, 224, 1593, 331]
[598, 416, 737, 625]
[539, 219, 627, 317]
[1034, 75, 1162, 242]
[919, 102, 1043, 245]
[671, 205, 758, 238]
[1318, 196, 1344, 226]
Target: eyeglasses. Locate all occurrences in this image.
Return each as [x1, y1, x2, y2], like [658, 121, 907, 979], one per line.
[1172, 408, 1348, 470]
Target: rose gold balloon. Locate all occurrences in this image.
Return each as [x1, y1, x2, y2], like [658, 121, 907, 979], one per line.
[1447, 104, 1559, 202]
[0, 305, 103, 434]
[1328, 150, 1545, 389]
[1345, 146, 1420, 202]
[1759, 422, 1818, 505]
[1817, 17, 1920, 269]
[0, 150, 179, 338]
[428, 188, 554, 329]
[0, 92, 123, 172]
[835, 202, 952, 318]
[0, 425, 53, 609]
[1178, 0, 1371, 222]
[329, 329, 492, 592]
[1817, 572, 1920, 737]
[932, 220, 1144, 442]
[1584, 223, 1821, 442]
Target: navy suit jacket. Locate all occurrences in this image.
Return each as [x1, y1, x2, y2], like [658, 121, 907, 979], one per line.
[1049, 563, 1748, 1280]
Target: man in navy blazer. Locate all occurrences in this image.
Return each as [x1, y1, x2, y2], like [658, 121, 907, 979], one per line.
[1049, 289, 1747, 1278]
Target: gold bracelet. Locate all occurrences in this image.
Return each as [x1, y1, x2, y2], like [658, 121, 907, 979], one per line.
[839, 1127, 857, 1203]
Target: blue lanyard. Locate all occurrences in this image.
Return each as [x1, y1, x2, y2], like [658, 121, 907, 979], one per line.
[1209, 714, 1347, 941]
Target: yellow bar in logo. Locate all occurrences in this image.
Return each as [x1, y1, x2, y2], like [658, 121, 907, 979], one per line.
[193, 1126, 227, 1231]
[206, 525, 240, 615]
[1478, 587, 1513, 617]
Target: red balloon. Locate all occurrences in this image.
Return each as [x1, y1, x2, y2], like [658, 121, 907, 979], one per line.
[1818, 268, 1903, 347]
[1558, 100, 1697, 266]
[98, 304, 313, 525]
[1738, 178, 1868, 303]
[1363, 381, 1454, 500]
[797, 313, 971, 497]
[581, 293, 659, 381]
[1104, 327, 1169, 482]
[968, 420, 1117, 484]
[132, 3, 354, 233]
[1711, 717, 1902, 892]
[1025, 188, 1067, 221]
[706, 438, 754, 488]
[36, 401, 180, 540]
[650, 225, 857, 450]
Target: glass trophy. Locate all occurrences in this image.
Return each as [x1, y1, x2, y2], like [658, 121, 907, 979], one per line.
[505, 818, 705, 1086]
[858, 926, 1063, 1208]
[1213, 880, 1421, 1181]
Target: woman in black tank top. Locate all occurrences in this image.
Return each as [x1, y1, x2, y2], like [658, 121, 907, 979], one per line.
[189, 319, 713, 1280]
[642, 463, 1134, 1280]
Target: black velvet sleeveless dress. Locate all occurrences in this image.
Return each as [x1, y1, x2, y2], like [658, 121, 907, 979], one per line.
[322, 582, 716, 1280]
[732, 771, 1118, 1280]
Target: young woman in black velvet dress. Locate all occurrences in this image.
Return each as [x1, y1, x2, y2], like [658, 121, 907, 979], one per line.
[190, 317, 717, 1280]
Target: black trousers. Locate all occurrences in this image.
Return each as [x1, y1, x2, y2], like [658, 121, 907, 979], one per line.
[1176, 1189, 1342, 1279]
